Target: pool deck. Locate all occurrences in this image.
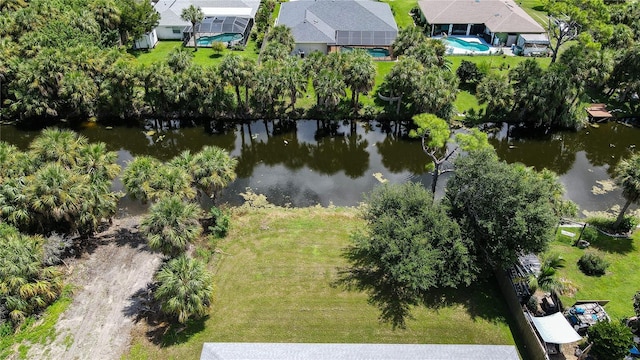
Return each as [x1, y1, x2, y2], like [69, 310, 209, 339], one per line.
[434, 36, 514, 56]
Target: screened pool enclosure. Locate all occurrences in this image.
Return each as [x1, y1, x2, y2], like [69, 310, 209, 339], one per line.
[183, 16, 253, 47]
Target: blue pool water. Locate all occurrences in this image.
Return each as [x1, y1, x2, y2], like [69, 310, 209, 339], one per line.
[444, 37, 490, 52]
[197, 33, 243, 46]
[367, 48, 390, 58]
[341, 47, 390, 58]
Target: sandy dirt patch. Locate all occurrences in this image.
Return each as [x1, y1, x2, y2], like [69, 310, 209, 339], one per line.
[25, 216, 162, 360]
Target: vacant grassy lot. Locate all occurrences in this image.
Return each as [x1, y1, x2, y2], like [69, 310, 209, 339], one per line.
[124, 206, 516, 359]
[550, 227, 640, 320]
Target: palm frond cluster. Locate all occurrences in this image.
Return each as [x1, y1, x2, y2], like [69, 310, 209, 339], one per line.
[0, 128, 121, 236]
[123, 146, 236, 324]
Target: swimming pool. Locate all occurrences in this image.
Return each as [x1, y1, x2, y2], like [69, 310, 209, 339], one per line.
[340, 47, 390, 58]
[444, 37, 490, 52]
[367, 48, 390, 58]
[196, 33, 243, 47]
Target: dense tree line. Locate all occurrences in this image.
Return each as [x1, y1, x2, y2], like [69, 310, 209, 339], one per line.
[1, 0, 639, 127]
[0, 129, 121, 331]
[0, 2, 383, 122]
[0, 127, 238, 329]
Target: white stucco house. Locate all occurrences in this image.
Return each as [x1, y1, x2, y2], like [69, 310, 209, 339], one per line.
[153, 0, 260, 41]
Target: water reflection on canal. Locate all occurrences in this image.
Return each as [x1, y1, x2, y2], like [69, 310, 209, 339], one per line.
[1, 120, 638, 217]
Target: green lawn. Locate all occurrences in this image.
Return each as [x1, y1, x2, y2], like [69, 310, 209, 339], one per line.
[130, 40, 260, 67]
[380, 0, 418, 28]
[549, 228, 640, 320]
[448, 55, 550, 114]
[124, 207, 516, 359]
[517, 0, 549, 27]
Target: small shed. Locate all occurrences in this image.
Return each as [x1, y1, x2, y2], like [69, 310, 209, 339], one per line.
[586, 104, 614, 122]
[529, 312, 583, 356]
[134, 29, 158, 50]
[515, 33, 549, 56]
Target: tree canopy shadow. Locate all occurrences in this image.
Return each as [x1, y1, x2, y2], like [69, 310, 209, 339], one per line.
[122, 283, 208, 347]
[147, 316, 209, 347]
[112, 227, 150, 250]
[420, 277, 511, 323]
[122, 284, 156, 323]
[588, 235, 635, 254]
[335, 268, 512, 329]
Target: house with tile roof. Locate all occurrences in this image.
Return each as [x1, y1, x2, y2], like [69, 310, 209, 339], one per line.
[276, 0, 398, 58]
[417, 0, 547, 47]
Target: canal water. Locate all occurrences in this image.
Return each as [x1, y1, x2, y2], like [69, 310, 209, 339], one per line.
[0, 120, 638, 217]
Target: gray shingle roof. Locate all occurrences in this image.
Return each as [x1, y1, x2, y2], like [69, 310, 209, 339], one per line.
[200, 343, 521, 360]
[155, 0, 261, 27]
[418, 0, 544, 33]
[277, 0, 398, 45]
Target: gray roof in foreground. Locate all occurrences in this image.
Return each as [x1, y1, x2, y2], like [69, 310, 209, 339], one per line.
[277, 0, 398, 45]
[201, 343, 521, 360]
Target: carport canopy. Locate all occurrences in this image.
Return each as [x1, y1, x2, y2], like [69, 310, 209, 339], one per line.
[531, 312, 583, 344]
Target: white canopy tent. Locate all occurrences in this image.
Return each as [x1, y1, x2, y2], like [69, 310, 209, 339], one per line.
[530, 312, 583, 344]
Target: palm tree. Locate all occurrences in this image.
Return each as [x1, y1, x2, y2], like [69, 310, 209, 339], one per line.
[281, 57, 306, 111]
[476, 73, 514, 117]
[252, 61, 284, 115]
[191, 146, 238, 200]
[529, 254, 566, 295]
[140, 196, 203, 257]
[76, 180, 120, 236]
[219, 56, 256, 110]
[0, 230, 62, 325]
[614, 153, 640, 229]
[315, 69, 346, 112]
[406, 42, 440, 67]
[343, 50, 375, 112]
[265, 25, 295, 53]
[29, 128, 88, 169]
[219, 54, 244, 107]
[77, 142, 121, 185]
[59, 70, 100, 118]
[147, 165, 196, 201]
[381, 57, 423, 114]
[89, 0, 121, 31]
[0, 0, 27, 12]
[122, 156, 162, 202]
[167, 47, 194, 73]
[26, 163, 87, 233]
[261, 42, 291, 62]
[392, 26, 426, 57]
[181, 5, 204, 52]
[154, 255, 214, 324]
[99, 59, 141, 118]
